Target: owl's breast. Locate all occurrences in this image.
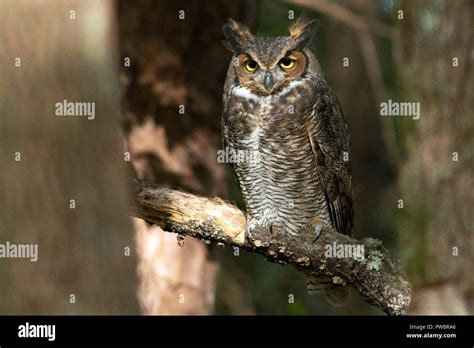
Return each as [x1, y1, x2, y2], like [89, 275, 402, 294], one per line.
[223, 81, 314, 146]
[222, 82, 330, 235]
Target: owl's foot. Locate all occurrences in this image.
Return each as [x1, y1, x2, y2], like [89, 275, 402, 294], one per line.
[300, 218, 327, 242]
[246, 217, 268, 242]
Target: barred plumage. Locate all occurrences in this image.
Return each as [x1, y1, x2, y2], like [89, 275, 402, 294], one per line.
[222, 17, 354, 304]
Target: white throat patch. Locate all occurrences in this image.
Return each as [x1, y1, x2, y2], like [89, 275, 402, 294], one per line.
[231, 80, 306, 101]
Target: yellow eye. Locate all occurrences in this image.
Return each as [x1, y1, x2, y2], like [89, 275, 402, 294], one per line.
[279, 57, 296, 70]
[244, 59, 258, 73]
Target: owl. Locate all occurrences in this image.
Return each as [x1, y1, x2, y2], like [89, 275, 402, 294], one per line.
[221, 17, 354, 305]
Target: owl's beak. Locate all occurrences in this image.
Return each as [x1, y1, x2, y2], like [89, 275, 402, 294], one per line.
[263, 72, 275, 92]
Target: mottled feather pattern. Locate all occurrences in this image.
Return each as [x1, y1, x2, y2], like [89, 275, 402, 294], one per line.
[222, 18, 353, 239]
[223, 77, 352, 237]
[222, 17, 353, 304]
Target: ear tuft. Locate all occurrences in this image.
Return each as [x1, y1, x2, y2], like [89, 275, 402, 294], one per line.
[289, 16, 318, 48]
[222, 18, 253, 53]
[221, 39, 234, 52]
[226, 18, 252, 37]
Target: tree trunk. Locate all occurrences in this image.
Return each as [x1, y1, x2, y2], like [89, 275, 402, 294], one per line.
[0, 0, 138, 314]
[396, 0, 473, 314]
[117, 0, 256, 314]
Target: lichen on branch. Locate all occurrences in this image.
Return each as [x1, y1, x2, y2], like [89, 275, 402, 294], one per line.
[131, 179, 411, 315]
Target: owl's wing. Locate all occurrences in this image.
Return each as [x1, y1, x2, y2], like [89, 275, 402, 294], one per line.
[307, 81, 354, 236]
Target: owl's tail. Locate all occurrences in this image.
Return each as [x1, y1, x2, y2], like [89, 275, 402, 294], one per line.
[306, 275, 349, 306]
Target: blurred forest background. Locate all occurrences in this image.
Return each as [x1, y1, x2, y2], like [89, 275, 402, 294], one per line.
[0, 0, 472, 315]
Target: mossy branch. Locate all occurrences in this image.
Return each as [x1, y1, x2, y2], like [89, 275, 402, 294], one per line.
[131, 179, 411, 315]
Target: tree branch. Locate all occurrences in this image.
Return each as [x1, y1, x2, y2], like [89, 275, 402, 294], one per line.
[288, 0, 394, 39]
[131, 179, 411, 315]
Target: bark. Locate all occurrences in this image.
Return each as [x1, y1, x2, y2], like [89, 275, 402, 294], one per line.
[117, 0, 256, 314]
[396, 0, 473, 314]
[131, 180, 411, 316]
[0, 0, 137, 314]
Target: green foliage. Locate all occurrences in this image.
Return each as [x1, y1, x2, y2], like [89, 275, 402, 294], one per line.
[286, 299, 309, 315]
[256, 1, 302, 36]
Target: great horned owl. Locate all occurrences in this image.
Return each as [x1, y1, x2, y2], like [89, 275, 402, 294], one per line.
[221, 17, 354, 305]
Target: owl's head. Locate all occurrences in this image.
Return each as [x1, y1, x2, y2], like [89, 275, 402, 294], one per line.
[223, 17, 318, 95]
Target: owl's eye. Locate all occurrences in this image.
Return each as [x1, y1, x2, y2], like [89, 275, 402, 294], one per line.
[279, 57, 296, 70]
[244, 59, 258, 73]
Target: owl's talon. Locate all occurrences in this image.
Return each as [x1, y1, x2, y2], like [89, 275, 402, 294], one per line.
[298, 218, 326, 242]
[269, 224, 274, 234]
[246, 218, 260, 241]
[246, 224, 254, 241]
[313, 225, 323, 242]
[246, 217, 270, 242]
